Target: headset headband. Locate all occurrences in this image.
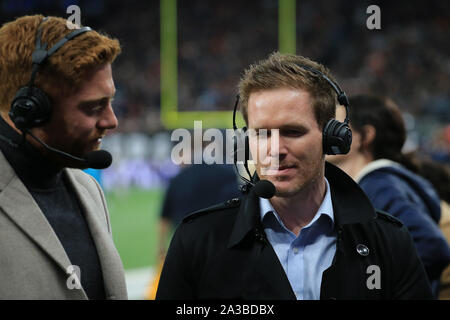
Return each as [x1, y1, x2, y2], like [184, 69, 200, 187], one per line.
[297, 65, 349, 123]
[28, 17, 92, 89]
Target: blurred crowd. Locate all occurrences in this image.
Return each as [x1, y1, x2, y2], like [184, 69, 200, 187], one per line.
[1, 0, 448, 163]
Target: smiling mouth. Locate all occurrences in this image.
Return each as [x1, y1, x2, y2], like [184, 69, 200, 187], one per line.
[91, 137, 104, 148]
[261, 164, 296, 176]
[94, 134, 106, 142]
[278, 165, 296, 170]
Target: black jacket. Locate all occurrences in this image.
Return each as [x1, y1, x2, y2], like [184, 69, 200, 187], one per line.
[156, 163, 433, 300]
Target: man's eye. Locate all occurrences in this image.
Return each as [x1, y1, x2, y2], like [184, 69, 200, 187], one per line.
[91, 103, 107, 112]
[251, 129, 270, 137]
[281, 129, 304, 137]
[80, 104, 102, 115]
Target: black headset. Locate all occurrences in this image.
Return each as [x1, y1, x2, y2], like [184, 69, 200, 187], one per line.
[302, 65, 353, 155]
[9, 17, 92, 131]
[232, 64, 352, 168]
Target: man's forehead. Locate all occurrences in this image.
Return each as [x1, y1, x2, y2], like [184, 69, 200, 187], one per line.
[248, 88, 313, 117]
[248, 88, 312, 113]
[248, 87, 311, 102]
[76, 64, 115, 98]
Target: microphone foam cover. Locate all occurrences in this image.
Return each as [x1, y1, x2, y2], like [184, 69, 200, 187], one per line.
[254, 180, 276, 199]
[84, 150, 112, 169]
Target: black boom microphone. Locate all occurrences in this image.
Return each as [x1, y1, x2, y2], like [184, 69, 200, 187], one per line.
[237, 172, 276, 199]
[26, 130, 112, 169]
[253, 179, 276, 199]
[84, 150, 112, 169]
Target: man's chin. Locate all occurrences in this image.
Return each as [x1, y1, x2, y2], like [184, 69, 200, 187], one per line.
[261, 179, 298, 198]
[274, 187, 299, 198]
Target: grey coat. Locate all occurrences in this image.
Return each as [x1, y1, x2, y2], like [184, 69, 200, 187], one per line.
[0, 151, 127, 299]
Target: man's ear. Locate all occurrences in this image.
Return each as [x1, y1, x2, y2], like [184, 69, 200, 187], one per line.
[1, 109, 22, 134]
[360, 125, 376, 148]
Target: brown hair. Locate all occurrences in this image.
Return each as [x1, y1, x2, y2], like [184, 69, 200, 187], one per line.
[413, 156, 450, 203]
[0, 15, 121, 113]
[347, 94, 420, 172]
[238, 52, 337, 129]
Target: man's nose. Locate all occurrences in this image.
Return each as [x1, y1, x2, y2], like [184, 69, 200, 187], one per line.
[268, 129, 287, 157]
[98, 103, 118, 130]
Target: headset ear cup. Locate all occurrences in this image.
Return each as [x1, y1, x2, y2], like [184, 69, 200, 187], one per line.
[323, 119, 352, 155]
[332, 122, 352, 154]
[322, 119, 336, 155]
[9, 86, 52, 130]
[337, 123, 352, 154]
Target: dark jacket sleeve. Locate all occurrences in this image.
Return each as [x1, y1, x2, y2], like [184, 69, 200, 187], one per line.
[361, 177, 450, 280]
[160, 181, 174, 220]
[391, 223, 434, 299]
[155, 224, 195, 299]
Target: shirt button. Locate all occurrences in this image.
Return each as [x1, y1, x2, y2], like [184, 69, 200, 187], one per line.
[293, 247, 299, 254]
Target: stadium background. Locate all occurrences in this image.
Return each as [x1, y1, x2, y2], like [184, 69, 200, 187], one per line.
[1, 0, 449, 298]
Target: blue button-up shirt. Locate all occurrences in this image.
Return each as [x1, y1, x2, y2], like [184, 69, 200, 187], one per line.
[259, 178, 336, 300]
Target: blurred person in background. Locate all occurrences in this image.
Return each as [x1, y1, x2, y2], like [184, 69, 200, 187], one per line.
[0, 15, 127, 299]
[407, 156, 450, 299]
[327, 94, 450, 298]
[157, 163, 241, 260]
[146, 138, 241, 299]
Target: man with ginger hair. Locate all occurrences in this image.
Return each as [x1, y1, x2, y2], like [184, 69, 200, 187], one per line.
[0, 15, 127, 299]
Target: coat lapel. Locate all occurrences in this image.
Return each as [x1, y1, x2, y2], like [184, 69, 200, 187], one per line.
[246, 240, 297, 299]
[228, 188, 296, 299]
[64, 169, 127, 300]
[0, 153, 87, 299]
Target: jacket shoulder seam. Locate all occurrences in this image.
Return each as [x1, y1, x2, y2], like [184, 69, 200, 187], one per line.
[375, 209, 403, 227]
[182, 198, 241, 223]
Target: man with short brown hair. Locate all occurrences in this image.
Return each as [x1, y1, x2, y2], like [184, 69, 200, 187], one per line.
[157, 52, 432, 300]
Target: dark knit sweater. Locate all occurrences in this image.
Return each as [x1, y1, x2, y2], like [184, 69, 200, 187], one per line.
[0, 117, 106, 299]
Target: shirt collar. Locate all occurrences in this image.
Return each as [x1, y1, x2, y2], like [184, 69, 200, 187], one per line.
[227, 162, 377, 249]
[259, 177, 334, 231]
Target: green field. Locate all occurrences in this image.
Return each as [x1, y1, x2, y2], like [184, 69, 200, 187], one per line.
[106, 188, 164, 270]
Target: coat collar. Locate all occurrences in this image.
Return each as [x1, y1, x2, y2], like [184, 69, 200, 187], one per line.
[0, 150, 127, 299]
[0, 151, 87, 299]
[64, 169, 127, 300]
[228, 186, 261, 248]
[228, 162, 376, 248]
[324, 162, 377, 226]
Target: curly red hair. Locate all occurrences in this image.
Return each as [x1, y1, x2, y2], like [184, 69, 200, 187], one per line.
[0, 15, 121, 113]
